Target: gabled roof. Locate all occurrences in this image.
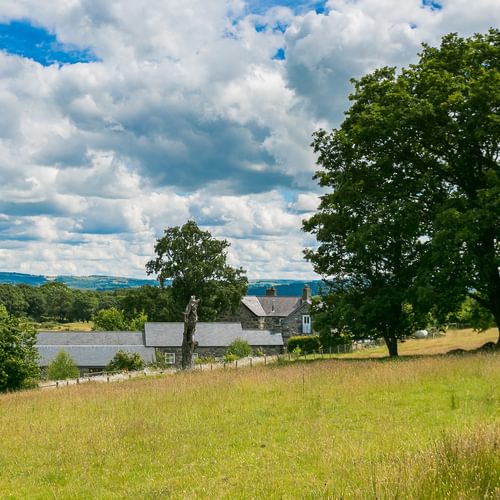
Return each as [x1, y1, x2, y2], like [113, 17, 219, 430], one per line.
[241, 296, 266, 316]
[241, 296, 308, 317]
[37, 331, 144, 346]
[144, 322, 283, 347]
[36, 331, 155, 367]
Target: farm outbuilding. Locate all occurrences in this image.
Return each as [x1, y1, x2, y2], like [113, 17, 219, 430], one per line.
[36, 323, 284, 371]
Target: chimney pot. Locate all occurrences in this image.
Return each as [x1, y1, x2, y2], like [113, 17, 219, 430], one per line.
[266, 286, 277, 297]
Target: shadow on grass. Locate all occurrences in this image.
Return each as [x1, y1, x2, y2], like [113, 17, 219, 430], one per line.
[268, 341, 499, 369]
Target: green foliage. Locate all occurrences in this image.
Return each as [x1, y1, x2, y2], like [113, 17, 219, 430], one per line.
[128, 311, 148, 332]
[254, 347, 265, 357]
[119, 285, 175, 322]
[223, 353, 239, 363]
[0, 305, 39, 391]
[226, 338, 253, 359]
[47, 350, 79, 380]
[449, 296, 495, 331]
[106, 350, 144, 372]
[304, 30, 500, 352]
[287, 335, 321, 353]
[92, 308, 147, 331]
[92, 308, 128, 331]
[146, 220, 248, 321]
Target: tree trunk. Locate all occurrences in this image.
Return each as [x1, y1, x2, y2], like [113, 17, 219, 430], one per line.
[181, 296, 200, 370]
[384, 336, 399, 357]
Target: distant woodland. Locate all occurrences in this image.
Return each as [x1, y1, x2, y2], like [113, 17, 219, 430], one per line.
[0, 282, 175, 325]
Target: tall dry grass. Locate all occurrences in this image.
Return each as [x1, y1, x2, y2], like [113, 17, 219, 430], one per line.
[0, 352, 498, 498]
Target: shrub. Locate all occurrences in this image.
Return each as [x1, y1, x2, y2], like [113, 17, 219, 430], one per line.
[47, 350, 80, 380]
[106, 350, 144, 372]
[226, 338, 253, 359]
[148, 348, 169, 369]
[287, 335, 321, 353]
[224, 353, 239, 363]
[254, 347, 265, 357]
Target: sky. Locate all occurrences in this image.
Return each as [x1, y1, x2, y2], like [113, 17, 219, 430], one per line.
[0, 0, 498, 280]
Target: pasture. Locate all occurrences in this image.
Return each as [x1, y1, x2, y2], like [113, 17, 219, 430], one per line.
[0, 351, 498, 498]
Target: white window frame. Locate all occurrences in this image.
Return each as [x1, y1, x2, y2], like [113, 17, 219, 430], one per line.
[302, 314, 311, 334]
[164, 352, 176, 364]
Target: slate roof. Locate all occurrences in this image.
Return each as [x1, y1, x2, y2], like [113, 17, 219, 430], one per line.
[144, 322, 283, 347]
[36, 331, 155, 367]
[241, 296, 307, 317]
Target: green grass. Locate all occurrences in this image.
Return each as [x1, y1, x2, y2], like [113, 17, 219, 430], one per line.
[0, 353, 498, 498]
[337, 327, 498, 359]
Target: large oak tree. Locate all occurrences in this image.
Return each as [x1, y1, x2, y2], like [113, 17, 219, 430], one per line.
[304, 29, 500, 353]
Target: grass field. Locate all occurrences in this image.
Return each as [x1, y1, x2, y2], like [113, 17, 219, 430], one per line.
[338, 327, 499, 359]
[1, 350, 498, 498]
[36, 321, 93, 332]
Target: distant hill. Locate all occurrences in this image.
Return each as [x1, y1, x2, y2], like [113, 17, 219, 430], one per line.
[0, 272, 323, 296]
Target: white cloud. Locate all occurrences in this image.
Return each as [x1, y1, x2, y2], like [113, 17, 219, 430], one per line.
[0, 0, 498, 278]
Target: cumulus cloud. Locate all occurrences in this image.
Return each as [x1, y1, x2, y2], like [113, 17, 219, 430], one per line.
[0, 0, 498, 278]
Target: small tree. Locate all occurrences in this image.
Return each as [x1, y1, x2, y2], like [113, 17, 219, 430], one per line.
[146, 220, 247, 321]
[92, 308, 128, 331]
[47, 350, 79, 380]
[0, 305, 39, 392]
[106, 350, 144, 372]
[226, 338, 253, 359]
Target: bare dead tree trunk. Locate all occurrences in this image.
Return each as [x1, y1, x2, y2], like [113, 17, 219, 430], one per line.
[182, 296, 200, 370]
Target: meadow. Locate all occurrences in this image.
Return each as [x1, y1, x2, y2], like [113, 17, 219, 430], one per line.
[1, 344, 499, 499]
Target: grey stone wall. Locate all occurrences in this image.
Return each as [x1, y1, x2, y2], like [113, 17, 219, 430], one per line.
[281, 302, 312, 342]
[157, 344, 283, 368]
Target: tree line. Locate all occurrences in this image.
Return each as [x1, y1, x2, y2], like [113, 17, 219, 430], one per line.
[0, 281, 175, 326]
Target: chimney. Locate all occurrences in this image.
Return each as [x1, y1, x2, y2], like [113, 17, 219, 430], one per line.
[266, 286, 277, 297]
[303, 284, 311, 302]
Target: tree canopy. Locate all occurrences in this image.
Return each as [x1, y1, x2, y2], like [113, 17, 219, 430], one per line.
[304, 29, 500, 354]
[0, 305, 39, 391]
[146, 220, 247, 320]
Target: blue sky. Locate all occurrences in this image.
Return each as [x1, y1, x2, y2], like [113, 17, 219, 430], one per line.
[0, 20, 98, 66]
[0, 0, 496, 278]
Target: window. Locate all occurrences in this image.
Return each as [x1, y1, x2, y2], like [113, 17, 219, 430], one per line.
[302, 315, 311, 334]
[192, 353, 199, 360]
[164, 352, 175, 364]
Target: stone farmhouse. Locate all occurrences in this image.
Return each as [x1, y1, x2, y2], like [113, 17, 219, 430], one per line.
[36, 323, 283, 372]
[237, 285, 313, 344]
[144, 322, 282, 364]
[36, 285, 312, 372]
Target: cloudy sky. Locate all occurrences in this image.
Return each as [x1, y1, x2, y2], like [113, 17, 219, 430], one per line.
[0, 0, 498, 279]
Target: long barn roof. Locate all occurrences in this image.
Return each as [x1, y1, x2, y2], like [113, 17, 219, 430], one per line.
[144, 322, 283, 347]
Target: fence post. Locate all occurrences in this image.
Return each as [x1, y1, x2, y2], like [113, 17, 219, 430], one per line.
[107, 376, 110, 383]
[210, 363, 213, 371]
[56, 381, 59, 389]
[235, 360, 238, 369]
[250, 358, 253, 368]
[199, 363, 202, 372]
[224, 362, 226, 370]
[329, 346, 332, 355]
[264, 355, 267, 365]
[77, 378, 80, 384]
